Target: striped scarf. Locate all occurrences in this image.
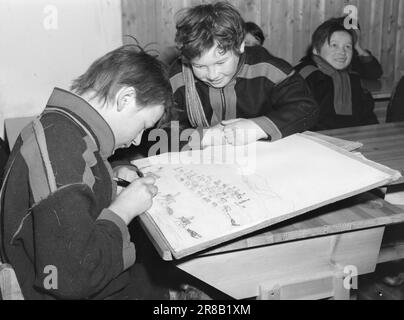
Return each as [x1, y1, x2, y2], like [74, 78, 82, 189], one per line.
[312, 55, 353, 116]
[182, 64, 210, 128]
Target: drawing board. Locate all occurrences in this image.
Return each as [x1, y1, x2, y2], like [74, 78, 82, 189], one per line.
[133, 134, 401, 259]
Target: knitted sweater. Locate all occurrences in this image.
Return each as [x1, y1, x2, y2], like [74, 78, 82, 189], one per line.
[0, 88, 135, 300]
[295, 56, 379, 130]
[168, 46, 319, 141]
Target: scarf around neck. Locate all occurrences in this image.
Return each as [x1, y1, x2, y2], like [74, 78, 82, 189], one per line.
[312, 55, 353, 116]
[182, 52, 246, 128]
[182, 64, 210, 128]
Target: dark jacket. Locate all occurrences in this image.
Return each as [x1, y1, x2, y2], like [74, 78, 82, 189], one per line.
[0, 88, 135, 300]
[0, 138, 9, 185]
[351, 51, 383, 80]
[295, 56, 378, 131]
[386, 77, 404, 123]
[168, 46, 319, 142]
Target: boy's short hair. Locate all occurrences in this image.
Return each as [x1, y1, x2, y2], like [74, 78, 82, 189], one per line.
[71, 45, 172, 110]
[245, 22, 265, 45]
[174, 2, 246, 62]
[311, 18, 358, 54]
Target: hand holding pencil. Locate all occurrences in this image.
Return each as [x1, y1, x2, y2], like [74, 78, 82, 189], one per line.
[109, 164, 158, 225]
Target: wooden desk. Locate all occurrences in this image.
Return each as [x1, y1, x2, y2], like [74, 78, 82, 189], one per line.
[362, 79, 395, 101]
[321, 122, 404, 274]
[320, 122, 404, 185]
[141, 123, 404, 299]
[171, 193, 404, 299]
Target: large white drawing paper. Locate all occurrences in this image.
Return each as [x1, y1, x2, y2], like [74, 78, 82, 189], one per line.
[133, 134, 401, 258]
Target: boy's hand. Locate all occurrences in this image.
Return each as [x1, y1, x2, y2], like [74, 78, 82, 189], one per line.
[222, 119, 267, 146]
[108, 176, 158, 225]
[113, 165, 141, 194]
[201, 123, 227, 147]
[353, 29, 369, 57]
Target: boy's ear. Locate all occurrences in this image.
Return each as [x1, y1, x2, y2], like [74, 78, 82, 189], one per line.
[116, 87, 136, 112]
[239, 41, 246, 54]
[313, 47, 319, 56]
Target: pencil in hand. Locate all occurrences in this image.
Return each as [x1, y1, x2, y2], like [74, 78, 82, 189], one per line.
[114, 177, 131, 188]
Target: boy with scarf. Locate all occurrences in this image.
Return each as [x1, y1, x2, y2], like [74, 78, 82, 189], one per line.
[295, 18, 378, 130]
[167, 2, 319, 148]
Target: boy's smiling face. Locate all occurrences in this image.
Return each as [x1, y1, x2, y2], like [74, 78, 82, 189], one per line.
[316, 31, 353, 70]
[190, 42, 245, 88]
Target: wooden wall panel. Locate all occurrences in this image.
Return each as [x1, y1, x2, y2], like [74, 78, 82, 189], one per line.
[285, 0, 296, 64]
[238, 0, 261, 23]
[369, 0, 385, 60]
[380, 0, 400, 83]
[324, 0, 346, 18]
[357, 0, 374, 55]
[122, 0, 156, 47]
[268, 0, 291, 61]
[155, 0, 184, 50]
[396, 0, 404, 80]
[292, 0, 305, 63]
[122, 0, 404, 83]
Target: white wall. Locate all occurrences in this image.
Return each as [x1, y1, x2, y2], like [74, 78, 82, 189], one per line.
[0, 0, 122, 138]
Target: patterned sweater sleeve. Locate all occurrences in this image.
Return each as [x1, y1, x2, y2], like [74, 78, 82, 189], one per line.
[16, 117, 135, 299]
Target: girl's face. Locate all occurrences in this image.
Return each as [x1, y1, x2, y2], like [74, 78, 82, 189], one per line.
[316, 31, 353, 70]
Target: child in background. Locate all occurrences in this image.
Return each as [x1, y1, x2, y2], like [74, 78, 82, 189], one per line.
[244, 22, 265, 47]
[168, 2, 318, 148]
[295, 18, 378, 130]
